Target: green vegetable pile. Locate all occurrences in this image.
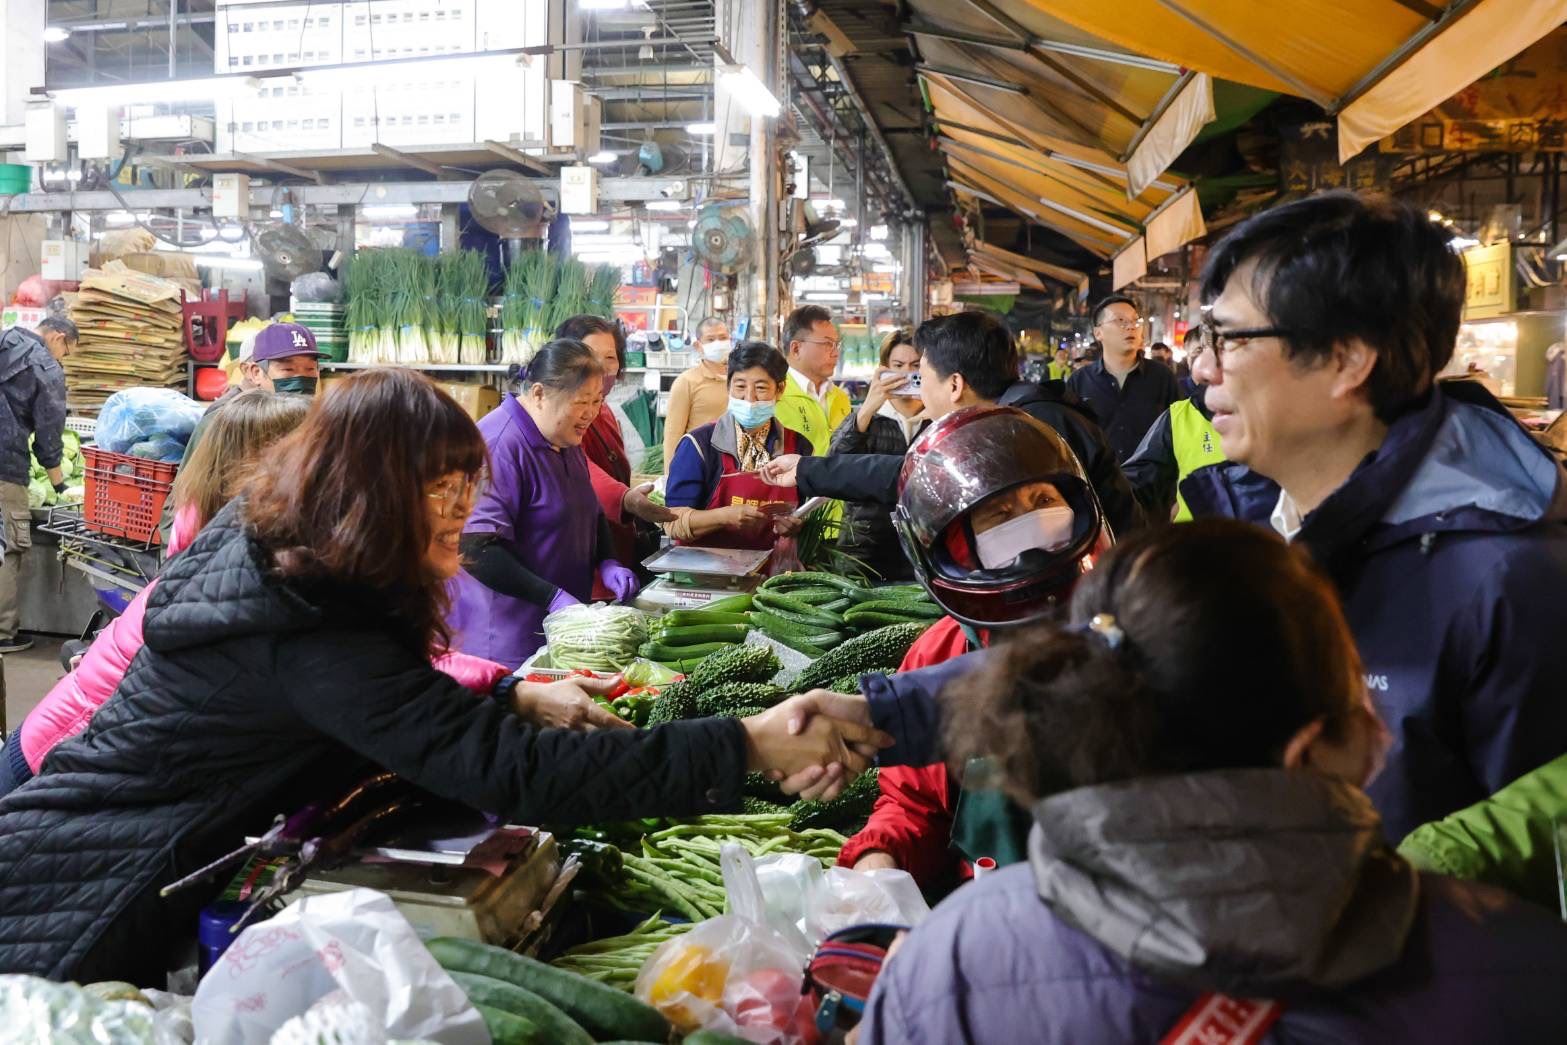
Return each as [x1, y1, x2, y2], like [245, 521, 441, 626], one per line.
[638, 594, 758, 673]
[28, 429, 85, 508]
[747, 572, 939, 662]
[429, 935, 670, 1043]
[563, 812, 850, 925]
[499, 248, 620, 365]
[345, 247, 492, 366]
[550, 913, 693, 993]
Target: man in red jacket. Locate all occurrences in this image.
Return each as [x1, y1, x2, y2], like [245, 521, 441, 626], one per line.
[837, 405, 1112, 893]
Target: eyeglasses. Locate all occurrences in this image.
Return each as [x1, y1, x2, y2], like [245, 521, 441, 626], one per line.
[1198, 319, 1291, 363]
[427, 473, 485, 517]
[1098, 318, 1140, 331]
[799, 337, 841, 351]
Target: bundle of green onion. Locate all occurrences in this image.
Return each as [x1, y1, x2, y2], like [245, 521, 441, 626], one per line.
[435, 250, 490, 365]
[346, 248, 495, 366]
[500, 249, 558, 364]
[586, 264, 620, 318]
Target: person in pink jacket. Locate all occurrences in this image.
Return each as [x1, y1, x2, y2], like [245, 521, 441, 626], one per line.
[2, 390, 606, 796]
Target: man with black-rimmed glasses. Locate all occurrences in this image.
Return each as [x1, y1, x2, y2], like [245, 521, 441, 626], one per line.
[1067, 294, 1179, 462]
[1182, 190, 1567, 843]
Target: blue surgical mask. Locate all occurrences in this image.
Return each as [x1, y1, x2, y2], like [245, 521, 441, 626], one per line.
[729, 397, 776, 430]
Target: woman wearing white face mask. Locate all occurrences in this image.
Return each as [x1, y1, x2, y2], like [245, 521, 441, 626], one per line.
[662, 317, 736, 468]
[662, 341, 813, 548]
[839, 405, 1113, 894]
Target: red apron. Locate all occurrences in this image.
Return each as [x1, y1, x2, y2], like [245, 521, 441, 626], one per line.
[684, 428, 801, 550]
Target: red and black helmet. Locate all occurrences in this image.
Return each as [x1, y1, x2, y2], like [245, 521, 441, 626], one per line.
[892, 405, 1112, 630]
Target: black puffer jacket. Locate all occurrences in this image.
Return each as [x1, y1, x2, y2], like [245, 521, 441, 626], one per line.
[827, 408, 929, 580]
[0, 501, 745, 984]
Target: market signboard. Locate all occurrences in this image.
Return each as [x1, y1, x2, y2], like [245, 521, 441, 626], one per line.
[1462, 242, 1516, 320]
[1382, 28, 1567, 154]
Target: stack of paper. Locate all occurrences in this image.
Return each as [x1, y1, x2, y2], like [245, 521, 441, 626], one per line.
[66, 261, 189, 413]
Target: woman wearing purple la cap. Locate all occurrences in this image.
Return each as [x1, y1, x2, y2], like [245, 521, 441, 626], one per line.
[446, 339, 642, 668]
[245, 322, 327, 397]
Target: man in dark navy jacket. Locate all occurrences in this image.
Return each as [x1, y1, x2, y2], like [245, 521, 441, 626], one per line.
[1066, 295, 1179, 462]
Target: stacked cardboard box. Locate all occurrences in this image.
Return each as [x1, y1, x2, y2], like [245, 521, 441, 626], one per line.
[65, 261, 188, 413]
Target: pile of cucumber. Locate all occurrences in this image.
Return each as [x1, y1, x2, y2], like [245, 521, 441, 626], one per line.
[637, 593, 756, 673]
[429, 936, 670, 1043]
[748, 572, 941, 658]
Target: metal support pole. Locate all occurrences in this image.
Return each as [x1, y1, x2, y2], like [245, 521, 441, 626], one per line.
[908, 219, 927, 325]
[168, 0, 178, 78]
[440, 203, 460, 254]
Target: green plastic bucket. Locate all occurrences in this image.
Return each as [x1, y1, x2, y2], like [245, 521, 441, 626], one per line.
[0, 164, 31, 195]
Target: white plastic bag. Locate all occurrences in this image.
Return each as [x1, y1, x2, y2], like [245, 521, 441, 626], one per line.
[803, 867, 930, 943]
[0, 975, 170, 1045]
[190, 888, 486, 1045]
[634, 845, 814, 1044]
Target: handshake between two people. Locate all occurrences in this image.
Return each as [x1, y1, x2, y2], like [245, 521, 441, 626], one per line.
[514, 676, 888, 802]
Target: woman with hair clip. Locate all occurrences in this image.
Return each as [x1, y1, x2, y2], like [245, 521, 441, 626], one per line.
[449, 338, 643, 667]
[856, 521, 1567, 1044]
[828, 328, 929, 580]
[0, 369, 890, 984]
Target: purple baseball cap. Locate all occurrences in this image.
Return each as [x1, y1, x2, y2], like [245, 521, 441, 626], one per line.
[252, 322, 325, 363]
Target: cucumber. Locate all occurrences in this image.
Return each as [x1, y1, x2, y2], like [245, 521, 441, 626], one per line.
[475, 1002, 544, 1045]
[844, 610, 917, 630]
[873, 584, 931, 600]
[754, 590, 844, 627]
[651, 624, 750, 646]
[686, 1031, 755, 1044]
[428, 937, 671, 1043]
[751, 609, 829, 642]
[849, 599, 944, 621]
[657, 609, 752, 629]
[639, 640, 736, 661]
[448, 971, 593, 1045]
[788, 586, 846, 605]
[821, 597, 853, 613]
[698, 593, 753, 614]
[762, 571, 863, 593]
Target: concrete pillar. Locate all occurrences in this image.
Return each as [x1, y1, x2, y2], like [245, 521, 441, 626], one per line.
[1, 0, 46, 128]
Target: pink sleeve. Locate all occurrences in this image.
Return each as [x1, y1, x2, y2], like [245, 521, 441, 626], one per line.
[20, 581, 155, 772]
[167, 502, 200, 558]
[431, 649, 511, 695]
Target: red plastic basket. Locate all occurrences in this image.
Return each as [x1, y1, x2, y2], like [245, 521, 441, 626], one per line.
[82, 446, 179, 546]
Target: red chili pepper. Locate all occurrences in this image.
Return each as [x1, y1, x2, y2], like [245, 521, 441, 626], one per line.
[523, 672, 556, 683]
[606, 677, 632, 699]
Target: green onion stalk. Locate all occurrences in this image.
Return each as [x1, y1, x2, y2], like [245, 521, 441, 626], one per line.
[586, 263, 621, 319]
[521, 249, 558, 363]
[546, 256, 589, 337]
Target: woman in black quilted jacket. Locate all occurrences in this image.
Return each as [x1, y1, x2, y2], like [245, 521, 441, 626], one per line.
[0, 369, 885, 984]
[828, 329, 930, 580]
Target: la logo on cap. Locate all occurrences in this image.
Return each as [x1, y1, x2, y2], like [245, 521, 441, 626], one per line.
[292, 330, 309, 348]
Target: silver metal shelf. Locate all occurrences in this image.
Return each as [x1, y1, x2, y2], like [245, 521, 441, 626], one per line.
[321, 361, 514, 373]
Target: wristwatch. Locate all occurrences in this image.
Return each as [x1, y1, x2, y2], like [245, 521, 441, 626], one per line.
[490, 673, 521, 708]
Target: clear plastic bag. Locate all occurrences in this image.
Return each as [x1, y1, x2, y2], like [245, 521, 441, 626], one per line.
[290, 273, 342, 304]
[96, 388, 206, 455]
[803, 867, 930, 943]
[0, 974, 172, 1044]
[542, 602, 649, 672]
[634, 846, 815, 1044]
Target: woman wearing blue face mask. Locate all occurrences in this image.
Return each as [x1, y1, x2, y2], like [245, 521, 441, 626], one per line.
[662, 341, 812, 548]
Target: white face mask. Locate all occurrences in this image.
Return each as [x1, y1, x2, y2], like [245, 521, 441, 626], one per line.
[701, 338, 733, 363]
[974, 505, 1076, 570]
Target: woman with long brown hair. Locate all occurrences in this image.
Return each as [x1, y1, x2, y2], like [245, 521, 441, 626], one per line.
[0, 369, 885, 985]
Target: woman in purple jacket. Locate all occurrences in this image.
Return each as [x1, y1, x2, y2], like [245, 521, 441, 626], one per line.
[859, 519, 1567, 1045]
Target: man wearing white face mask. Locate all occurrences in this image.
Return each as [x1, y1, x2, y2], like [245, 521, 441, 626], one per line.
[663, 317, 735, 467]
[839, 405, 1113, 892]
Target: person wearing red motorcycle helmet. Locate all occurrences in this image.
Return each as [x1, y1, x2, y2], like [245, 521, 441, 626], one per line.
[837, 404, 1112, 894]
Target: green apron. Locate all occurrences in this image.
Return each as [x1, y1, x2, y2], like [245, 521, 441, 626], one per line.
[946, 625, 1033, 871]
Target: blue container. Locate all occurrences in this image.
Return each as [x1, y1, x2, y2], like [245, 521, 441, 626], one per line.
[197, 900, 251, 976]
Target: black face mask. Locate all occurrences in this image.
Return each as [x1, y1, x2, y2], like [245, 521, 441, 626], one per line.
[272, 375, 318, 396]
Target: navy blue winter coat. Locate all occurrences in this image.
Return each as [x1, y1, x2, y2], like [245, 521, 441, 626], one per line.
[1181, 382, 1567, 841]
